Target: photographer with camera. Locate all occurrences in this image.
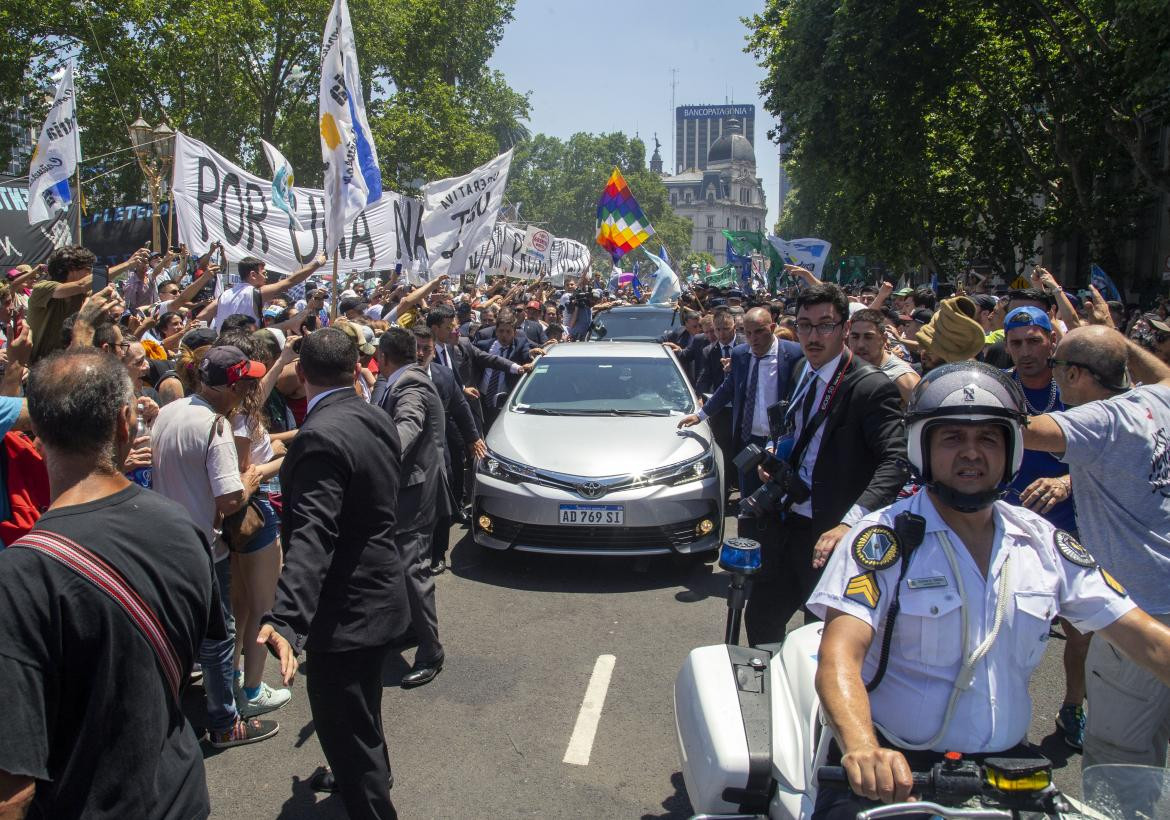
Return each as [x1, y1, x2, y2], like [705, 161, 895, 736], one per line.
[747, 283, 907, 645]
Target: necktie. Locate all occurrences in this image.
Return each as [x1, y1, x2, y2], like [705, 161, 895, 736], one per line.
[486, 344, 511, 399]
[740, 355, 761, 442]
[786, 368, 818, 430]
[722, 344, 729, 359]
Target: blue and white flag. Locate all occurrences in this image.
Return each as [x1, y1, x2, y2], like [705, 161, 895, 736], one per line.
[658, 244, 671, 265]
[1090, 263, 1121, 302]
[767, 236, 832, 280]
[642, 248, 681, 304]
[28, 62, 79, 225]
[929, 271, 939, 294]
[261, 139, 304, 230]
[319, 0, 382, 256]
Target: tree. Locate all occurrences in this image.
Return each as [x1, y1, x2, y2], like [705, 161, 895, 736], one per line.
[747, 0, 1170, 288]
[505, 131, 695, 268]
[6, 0, 528, 208]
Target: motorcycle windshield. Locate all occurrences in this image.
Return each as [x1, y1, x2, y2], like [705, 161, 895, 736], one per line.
[1082, 764, 1170, 819]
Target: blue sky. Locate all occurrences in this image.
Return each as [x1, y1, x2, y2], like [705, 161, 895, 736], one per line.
[490, 0, 780, 229]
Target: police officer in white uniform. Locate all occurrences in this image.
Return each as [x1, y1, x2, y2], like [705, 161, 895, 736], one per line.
[807, 361, 1170, 819]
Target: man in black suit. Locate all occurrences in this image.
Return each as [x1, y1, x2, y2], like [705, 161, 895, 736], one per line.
[372, 328, 448, 688]
[749, 282, 907, 645]
[258, 328, 406, 819]
[661, 308, 705, 384]
[412, 327, 485, 574]
[695, 306, 746, 493]
[426, 304, 525, 432]
[521, 300, 548, 345]
[473, 307, 535, 430]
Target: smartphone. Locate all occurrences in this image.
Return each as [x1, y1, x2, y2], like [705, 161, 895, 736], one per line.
[170, 245, 181, 253]
[92, 265, 110, 292]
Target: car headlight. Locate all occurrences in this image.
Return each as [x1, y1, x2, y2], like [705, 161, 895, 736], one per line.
[477, 450, 537, 483]
[657, 452, 716, 486]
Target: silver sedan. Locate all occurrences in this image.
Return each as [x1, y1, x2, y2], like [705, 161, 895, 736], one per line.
[472, 342, 725, 557]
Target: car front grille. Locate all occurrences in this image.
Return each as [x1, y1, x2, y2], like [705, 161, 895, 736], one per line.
[478, 510, 716, 552]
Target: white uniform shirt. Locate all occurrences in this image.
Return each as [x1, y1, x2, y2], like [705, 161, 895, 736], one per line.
[808, 490, 1134, 753]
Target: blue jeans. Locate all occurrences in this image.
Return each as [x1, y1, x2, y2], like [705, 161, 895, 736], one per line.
[198, 555, 238, 732]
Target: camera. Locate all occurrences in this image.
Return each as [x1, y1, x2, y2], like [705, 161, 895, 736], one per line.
[733, 439, 811, 518]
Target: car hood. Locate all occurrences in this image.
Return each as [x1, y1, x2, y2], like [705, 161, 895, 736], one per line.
[487, 412, 711, 477]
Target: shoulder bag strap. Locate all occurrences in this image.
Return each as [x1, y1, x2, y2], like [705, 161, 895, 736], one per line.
[11, 530, 183, 704]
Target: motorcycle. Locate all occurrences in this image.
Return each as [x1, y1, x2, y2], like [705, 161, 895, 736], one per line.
[672, 538, 1169, 819]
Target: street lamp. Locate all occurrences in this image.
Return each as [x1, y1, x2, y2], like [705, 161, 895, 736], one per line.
[129, 115, 176, 252]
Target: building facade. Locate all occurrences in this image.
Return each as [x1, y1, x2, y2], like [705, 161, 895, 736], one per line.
[675, 104, 755, 175]
[662, 121, 768, 266]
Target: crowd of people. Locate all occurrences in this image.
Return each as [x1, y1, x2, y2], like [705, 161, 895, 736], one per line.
[0, 240, 1168, 818]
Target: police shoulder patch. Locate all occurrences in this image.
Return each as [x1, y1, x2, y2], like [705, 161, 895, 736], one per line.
[1100, 567, 1128, 597]
[845, 571, 881, 609]
[851, 525, 901, 570]
[1054, 530, 1095, 568]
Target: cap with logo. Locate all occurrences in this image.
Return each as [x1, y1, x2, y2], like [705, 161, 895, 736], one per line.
[200, 345, 266, 387]
[1004, 306, 1053, 333]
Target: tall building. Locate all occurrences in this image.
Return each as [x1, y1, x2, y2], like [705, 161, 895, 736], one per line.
[662, 121, 768, 266]
[675, 104, 755, 174]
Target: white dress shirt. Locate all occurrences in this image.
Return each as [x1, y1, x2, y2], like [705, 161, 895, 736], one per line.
[305, 385, 353, 416]
[789, 351, 841, 519]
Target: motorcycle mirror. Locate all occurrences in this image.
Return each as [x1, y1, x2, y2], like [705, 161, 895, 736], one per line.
[718, 537, 762, 576]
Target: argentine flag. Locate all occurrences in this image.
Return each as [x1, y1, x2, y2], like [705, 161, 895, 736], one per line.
[642, 248, 681, 304]
[319, 0, 382, 255]
[28, 63, 79, 226]
[261, 139, 304, 230]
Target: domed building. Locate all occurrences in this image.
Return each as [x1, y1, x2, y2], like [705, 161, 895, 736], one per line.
[659, 121, 769, 266]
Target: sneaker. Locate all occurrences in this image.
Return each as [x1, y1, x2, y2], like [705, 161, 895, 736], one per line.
[238, 681, 292, 717]
[208, 717, 279, 749]
[1056, 703, 1085, 750]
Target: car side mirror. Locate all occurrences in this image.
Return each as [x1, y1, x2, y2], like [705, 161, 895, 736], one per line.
[591, 322, 607, 339]
[492, 391, 509, 409]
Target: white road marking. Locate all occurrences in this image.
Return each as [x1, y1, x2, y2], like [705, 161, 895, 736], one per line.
[563, 654, 616, 766]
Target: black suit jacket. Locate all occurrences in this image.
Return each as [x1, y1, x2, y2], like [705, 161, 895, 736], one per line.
[521, 318, 547, 345]
[265, 389, 408, 654]
[671, 331, 709, 386]
[374, 366, 450, 533]
[445, 338, 516, 428]
[696, 334, 746, 395]
[789, 353, 908, 526]
[472, 335, 532, 396]
[429, 361, 480, 447]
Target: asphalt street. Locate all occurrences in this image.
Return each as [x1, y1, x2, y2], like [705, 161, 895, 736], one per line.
[199, 518, 1084, 819]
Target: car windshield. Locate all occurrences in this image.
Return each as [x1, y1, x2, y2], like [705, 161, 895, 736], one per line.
[511, 357, 694, 414]
[590, 309, 678, 341]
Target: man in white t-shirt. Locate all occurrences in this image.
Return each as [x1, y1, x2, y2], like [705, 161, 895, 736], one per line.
[213, 253, 326, 330]
[152, 345, 284, 748]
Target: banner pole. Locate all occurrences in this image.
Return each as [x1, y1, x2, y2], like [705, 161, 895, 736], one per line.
[330, 252, 339, 320]
[74, 163, 82, 244]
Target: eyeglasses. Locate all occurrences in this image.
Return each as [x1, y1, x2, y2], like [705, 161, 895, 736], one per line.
[115, 341, 131, 351]
[795, 321, 843, 337]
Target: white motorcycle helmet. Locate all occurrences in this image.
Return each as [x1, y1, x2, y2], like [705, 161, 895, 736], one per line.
[905, 360, 1028, 512]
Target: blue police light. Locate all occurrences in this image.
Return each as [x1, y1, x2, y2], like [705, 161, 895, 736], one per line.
[719, 537, 762, 575]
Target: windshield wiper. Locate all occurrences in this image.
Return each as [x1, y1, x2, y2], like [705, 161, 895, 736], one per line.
[582, 409, 675, 416]
[513, 405, 567, 415]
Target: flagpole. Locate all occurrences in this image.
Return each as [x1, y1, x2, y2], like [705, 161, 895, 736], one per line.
[330, 253, 339, 320]
[74, 163, 82, 244]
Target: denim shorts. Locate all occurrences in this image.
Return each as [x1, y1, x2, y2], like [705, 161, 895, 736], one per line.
[238, 495, 280, 554]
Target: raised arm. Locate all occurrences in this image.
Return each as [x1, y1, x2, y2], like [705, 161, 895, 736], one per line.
[258, 253, 328, 302]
